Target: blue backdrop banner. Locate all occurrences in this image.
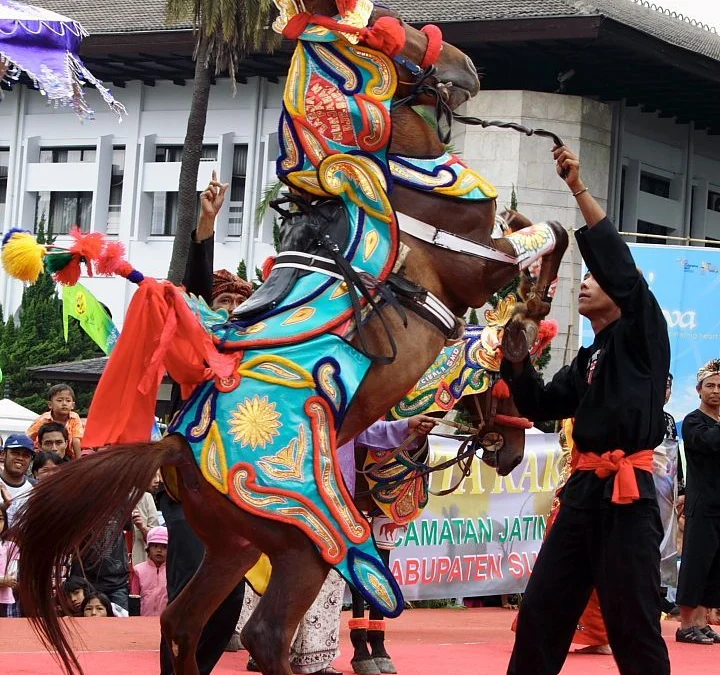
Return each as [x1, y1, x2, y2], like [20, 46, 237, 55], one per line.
[581, 243, 720, 431]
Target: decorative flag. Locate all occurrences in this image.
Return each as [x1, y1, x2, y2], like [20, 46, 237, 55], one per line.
[62, 283, 120, 355]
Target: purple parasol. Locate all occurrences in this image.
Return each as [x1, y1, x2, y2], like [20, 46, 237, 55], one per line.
[0, 0, 125, 119]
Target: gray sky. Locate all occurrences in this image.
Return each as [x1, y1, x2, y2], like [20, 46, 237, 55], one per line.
[647, 0, 720, 30]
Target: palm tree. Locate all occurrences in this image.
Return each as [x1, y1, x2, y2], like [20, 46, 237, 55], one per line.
[164, 0, 279, 284]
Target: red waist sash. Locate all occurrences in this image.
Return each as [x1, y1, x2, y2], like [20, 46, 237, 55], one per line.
[574, 449, 654, 505]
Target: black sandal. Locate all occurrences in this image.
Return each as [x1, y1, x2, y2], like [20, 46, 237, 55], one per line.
[700, 625, 720, 643]
[676, 626, 714, 644]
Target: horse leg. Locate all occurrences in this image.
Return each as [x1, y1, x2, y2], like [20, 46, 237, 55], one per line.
[161, 452, 261, 675]
[367, 548, 397, 674]
[161, 543, 258, 675]
[242, 535, 330, 675]
[350, 585, 379, 675]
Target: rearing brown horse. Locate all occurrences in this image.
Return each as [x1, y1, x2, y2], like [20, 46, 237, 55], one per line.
[12, 4, 568, 675]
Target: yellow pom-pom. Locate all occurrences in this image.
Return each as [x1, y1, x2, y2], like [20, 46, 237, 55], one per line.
[1, 230, 47, 283]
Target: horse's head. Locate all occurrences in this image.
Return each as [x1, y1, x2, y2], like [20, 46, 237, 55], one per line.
[296, 0, 480, 109]
[464, 388, 527, 476]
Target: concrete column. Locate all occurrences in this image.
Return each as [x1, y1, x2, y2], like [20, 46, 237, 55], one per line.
[681, 122, 694, 240]
[119, 82, 144, 242]
[92, 135, 113, 233]
[690, 178, 708, 243]
[215, 131, 235, 241]
[136, 132, 157, 241]
[621, 159, 641, 235]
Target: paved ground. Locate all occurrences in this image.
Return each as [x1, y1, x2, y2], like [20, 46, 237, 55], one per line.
[0, 608, 715, 674]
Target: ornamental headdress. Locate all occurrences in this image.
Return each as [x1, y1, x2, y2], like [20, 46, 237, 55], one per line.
[697, 359, 720, 384]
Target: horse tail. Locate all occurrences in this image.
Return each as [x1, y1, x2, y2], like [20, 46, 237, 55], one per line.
[11, 434, 190, 675]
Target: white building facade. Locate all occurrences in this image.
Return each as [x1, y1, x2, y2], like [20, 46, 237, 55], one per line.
[0, 77, 283, 326]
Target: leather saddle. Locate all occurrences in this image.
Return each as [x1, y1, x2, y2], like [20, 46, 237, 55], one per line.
[231, 199, 350, 323]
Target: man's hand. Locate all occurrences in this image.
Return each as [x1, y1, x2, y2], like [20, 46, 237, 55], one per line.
[675, 495, 685, 518]
[408, 415, 438, 436]
[553, 145, 582, 193]
[0, 484, 11, 505]
[196, 170, 229, 242]
[0, 576, 17, 590]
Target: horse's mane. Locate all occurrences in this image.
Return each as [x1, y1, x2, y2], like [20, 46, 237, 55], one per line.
[275, 197, 350, 254]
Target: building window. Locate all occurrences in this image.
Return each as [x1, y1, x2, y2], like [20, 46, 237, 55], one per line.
[0, 149, 8, 226]
[36, 191, 93, 234]
[154, 145, 218, 162]
[707, 191, 720, 213]
[637, 220, 670, 245]
[150, 145, 218, 236]
[228, 145, 248, 237]
[640, 172, 671, 198]
[107, 147, 125, 235]
[39, 147, 96, 163]
[151, 192, 180, 236]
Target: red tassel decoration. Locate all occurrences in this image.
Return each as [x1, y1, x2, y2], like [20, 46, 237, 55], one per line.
[337, 0, 360, 16]
[261, 255, 276, 281]
[493, 379, 511, 400]
[363, 16, 406, 57]
[53, 257, 82, 286]
[96, 241, 127, 276]
[69, 226, 105, 262]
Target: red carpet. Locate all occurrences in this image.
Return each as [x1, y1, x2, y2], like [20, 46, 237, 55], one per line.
[0, 608, 716, 674]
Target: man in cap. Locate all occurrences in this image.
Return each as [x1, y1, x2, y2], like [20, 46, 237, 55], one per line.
[157, 172, 250, 674]
[0, 434, 35, 526]
[676, 359, 720, 644]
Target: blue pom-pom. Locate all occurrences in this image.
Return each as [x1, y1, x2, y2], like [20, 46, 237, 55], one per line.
[2, 228, 31, 247]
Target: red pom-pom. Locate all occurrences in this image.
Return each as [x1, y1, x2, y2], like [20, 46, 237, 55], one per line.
[53, 257, 82, 286]
[69, 226, 105, 262]
[362, 16, 406, 57]
[537, 318, 559, 342]
[493, 379, 511, 400]
[96, 241, 127, 276]
[262, 256, 276, 281]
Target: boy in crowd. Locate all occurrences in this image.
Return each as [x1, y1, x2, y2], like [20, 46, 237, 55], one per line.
[0, 434, 35, 527]
[27, 384, 84, 459]
[130, 526, 168, 616]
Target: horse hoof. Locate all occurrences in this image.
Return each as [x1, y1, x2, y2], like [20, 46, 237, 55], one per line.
[351, 658, 381, 675]
[373, 657, 398, 674]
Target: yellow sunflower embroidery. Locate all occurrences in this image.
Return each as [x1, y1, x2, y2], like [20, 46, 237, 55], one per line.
[229, 395, 282, 450]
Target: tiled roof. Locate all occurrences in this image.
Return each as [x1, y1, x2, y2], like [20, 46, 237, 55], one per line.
[35, 0, 720, 62]
[28, 357, 109, 382]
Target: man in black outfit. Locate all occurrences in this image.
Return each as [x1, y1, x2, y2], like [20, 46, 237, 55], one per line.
[676, 359, 720, 644]
[501, 146, 671, 675]
[157, 171, 252, 674]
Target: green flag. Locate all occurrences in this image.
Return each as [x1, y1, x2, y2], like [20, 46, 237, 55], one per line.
[62, 283, 120, 355]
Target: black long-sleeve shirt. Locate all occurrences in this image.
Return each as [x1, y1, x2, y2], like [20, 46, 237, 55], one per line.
[182, 232, 214, 304]
[501, 217, 670, 508]
[682, 409, 720, 517]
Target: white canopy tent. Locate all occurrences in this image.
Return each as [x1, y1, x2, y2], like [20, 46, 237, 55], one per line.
[0, 398, 37, 443]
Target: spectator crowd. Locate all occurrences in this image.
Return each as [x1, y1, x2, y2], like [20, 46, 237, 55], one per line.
[0, 383, 169, 620]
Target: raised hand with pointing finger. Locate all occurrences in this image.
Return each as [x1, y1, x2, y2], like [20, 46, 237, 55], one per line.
[195, 170, 230, 242]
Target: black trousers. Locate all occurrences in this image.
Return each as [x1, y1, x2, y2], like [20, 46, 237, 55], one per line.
[677, 515, 720, 608]
[508, 500, 670, 675]
[159, 495, 245, 675]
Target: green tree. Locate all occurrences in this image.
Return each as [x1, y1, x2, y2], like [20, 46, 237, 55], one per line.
[237, 259, 248, 281]
[0, 273, 103, 414]
[164, 0, 280, 284]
